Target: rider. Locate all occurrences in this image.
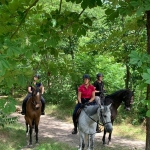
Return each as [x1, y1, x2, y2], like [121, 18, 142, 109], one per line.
[21, 74, 45, 115]
[72, 74, 95, 134]
[93, 73, 105, 133]
[93, 73, 105, 105]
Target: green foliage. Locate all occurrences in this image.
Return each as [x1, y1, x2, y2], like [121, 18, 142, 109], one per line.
[0, 97, 17, 127]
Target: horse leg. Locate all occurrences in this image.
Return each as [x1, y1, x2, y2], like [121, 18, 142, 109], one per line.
[78, 131, 84, 150]
[90, 134, 95, 150]
[108, 132, 112, 145]
[102, 129, 106, 145]
[26, 123, 28, 136]
[29, 125, 33, 146]
[87, 134, 91, 150]
[108, 121, 114, 145]
[35, 118, 40, 144]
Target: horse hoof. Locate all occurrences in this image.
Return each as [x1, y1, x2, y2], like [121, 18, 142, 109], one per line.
[28, 144, 32, 147]
[35, 142, 39, 145]
[108, 141, 112, 145]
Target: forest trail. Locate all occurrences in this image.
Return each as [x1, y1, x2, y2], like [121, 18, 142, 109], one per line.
[11, 111, 145, 150]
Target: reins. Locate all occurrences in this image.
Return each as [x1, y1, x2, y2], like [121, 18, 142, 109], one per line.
[83, 107, 111, 126]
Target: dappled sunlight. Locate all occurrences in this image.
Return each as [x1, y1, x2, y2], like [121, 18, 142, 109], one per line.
[112, 123, 146, 141]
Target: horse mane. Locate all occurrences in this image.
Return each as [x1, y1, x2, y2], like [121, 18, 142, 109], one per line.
[104, 89, 131, 105]
[84, 105, 99, 116]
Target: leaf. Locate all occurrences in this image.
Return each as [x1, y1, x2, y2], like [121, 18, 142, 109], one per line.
[145, 79, 150, 84]
[146, 110, 150, 117]
[142, 73, 150, 80]
[147, 69, 150, 74]
[1, 59, 9, 69]
[77, 27, 86, 36]
[84, 17, 92, 26]
[96, 0, 102, 6]
[81, 1, 88, 9]
[17, 75, 27, 87]
[7, 48, 14, 56]
[76, 0, 82, 4]
[109, 10, 119, 20]
[50, 48, 58, 57]
[136, 7, 144, 17]
[105, 8, 114, 15]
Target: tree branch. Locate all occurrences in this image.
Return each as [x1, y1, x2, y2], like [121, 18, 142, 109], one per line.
[10, 0, 39, 39]
[59, 0, 62, 14]
[61, 9, 86, 33]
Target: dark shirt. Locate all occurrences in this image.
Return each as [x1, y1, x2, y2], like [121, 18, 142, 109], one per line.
[28, 82, 42, 93]
[93, 80, 104, 96]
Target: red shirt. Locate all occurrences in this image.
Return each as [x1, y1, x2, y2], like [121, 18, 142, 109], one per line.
[78, 84, 95, 99]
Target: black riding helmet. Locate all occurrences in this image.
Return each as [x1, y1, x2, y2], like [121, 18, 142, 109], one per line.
[83, 74, 90, 80]
[97, 73, 103, 79]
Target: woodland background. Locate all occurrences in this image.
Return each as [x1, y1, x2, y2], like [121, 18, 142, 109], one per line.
[0, 0, 150, 149]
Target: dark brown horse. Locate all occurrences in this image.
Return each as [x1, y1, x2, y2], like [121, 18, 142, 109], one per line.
[25, 86, 42, 146]
[102, 89, 134, 145]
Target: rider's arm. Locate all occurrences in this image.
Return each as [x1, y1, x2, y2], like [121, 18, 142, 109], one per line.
[41, 86, 44, 94]
[93, 81, 100, 93]
[77, 91, 82, 103]
[28, 86, 32, 93]
[89, 91, 95, 103]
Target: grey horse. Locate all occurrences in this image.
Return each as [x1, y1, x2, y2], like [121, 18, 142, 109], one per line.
[78, 104, 112, 150]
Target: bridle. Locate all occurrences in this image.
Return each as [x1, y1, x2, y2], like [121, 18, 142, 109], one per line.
[83, 106, 111, 126]
[31, 88, 41, 109]
[82, 106, 111, 135]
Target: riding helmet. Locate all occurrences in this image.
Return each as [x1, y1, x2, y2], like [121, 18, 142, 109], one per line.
[83, 74, 90, 80]
[34, 74, 40, 79]
[97, 73, 103, 79]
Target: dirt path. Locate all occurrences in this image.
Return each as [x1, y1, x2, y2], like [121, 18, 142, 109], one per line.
[11, 112, 145, 150]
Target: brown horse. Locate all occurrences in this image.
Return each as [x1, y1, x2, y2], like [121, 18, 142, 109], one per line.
[25, 86, 42, 146]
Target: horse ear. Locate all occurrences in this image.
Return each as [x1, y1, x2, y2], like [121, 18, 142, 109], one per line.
[99, 104, 101, 108]
[108, 103, 112, 108]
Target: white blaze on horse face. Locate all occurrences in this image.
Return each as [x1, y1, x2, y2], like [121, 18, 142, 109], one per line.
[37, 92, 39, 96]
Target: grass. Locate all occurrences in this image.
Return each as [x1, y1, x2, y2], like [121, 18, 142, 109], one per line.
[0, 123, 77, 150]
[0, 123, 26, 150]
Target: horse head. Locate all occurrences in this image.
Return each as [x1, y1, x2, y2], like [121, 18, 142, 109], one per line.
[122, 90, 134, 111]
[31, 86, 42, 109]
[98, 104, 113, 133]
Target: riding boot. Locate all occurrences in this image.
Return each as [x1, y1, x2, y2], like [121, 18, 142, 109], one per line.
[41, 100, 45, 115]
[21, 101, 26, 115]
[72, 115, 78, 134]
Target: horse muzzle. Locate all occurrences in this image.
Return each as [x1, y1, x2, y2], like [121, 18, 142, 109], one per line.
[105, 124, 113, 133]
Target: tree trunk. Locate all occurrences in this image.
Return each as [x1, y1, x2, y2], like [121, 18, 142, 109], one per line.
[146, 10, 150, 150]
